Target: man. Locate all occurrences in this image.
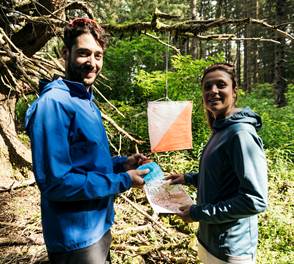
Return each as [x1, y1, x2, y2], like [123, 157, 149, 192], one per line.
[25, 18, 149, 264]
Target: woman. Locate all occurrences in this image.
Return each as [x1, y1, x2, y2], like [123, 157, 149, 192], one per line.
[167, 63, 268, 264]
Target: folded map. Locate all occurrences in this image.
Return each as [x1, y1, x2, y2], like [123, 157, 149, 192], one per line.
[138, 162, 193, 214]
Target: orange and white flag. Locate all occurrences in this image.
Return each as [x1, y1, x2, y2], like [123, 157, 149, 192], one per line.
[147, 101, 193, 153]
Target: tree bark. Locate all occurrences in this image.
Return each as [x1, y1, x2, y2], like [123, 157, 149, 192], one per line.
[274, 0, 287, 107]
[0, 92, 33, 187]
[190, 0, 198, 59]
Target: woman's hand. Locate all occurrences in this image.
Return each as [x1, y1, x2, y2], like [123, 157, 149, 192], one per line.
[165, 173, 185, 185]
[177, 204, 193, 223]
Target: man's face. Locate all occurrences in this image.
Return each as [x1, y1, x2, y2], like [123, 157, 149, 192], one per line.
[64, 33, 104, 87]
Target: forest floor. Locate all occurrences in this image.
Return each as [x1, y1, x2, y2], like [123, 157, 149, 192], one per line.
[1, 165, 292, 264]
[0, 184, 199, 264]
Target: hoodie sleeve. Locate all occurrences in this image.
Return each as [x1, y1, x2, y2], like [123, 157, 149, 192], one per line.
[190, 129, 268, 223]
[26, 97, 132, 202]
[184, 172, 199, 187]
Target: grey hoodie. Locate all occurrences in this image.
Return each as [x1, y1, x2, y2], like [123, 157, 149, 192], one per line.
[185, 107, 267, 262]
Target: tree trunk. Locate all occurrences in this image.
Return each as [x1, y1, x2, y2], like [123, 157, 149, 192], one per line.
[190, 0, 198, 59]
[274, 0, 287, 107]
[236, 37, 241, 87]
[252, 0, 259, 85]
[243, 38, 249, 91]
[0, 93, 33, 188]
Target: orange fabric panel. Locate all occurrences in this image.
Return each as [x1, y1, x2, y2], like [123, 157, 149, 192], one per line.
[148, 101, 193, 153]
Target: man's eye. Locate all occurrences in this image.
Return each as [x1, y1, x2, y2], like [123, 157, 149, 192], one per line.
[78, 52, 89, 57]
[95, 54, 102, 60]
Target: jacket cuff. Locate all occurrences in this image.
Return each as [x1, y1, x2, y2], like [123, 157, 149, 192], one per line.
[112, 156, 128, 173]
[120, 172, 133, 191]
[184, 173, 195, 185]
[189, 204, 200, 221]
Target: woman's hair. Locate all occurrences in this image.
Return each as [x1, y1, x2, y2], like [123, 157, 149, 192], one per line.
[201, 63, 238, 129]
[63, 18, 108, 50]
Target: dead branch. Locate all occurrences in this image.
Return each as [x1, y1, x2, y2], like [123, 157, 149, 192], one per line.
[114, 224, 152, 236]
[103, 17, 294, 41]
[0, 178, 36, 193]
[195, 34, 281, 44]
[120, 194, 172, 237]
[0, 237, 43, 247]
[100, 111, 145, 144]
[145, 32, 180, 53]
[0, 221, 42, 232]
[93, 86, 125, 118]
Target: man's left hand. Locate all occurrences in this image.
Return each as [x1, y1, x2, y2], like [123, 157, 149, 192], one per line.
[124, 153, 148, 171]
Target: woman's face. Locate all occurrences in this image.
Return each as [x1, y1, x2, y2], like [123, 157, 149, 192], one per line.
[202, 70, 236, 119]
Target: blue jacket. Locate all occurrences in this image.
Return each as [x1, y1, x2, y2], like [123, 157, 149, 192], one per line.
[185, 108, 267, 262]
[25, 78, 132, 253]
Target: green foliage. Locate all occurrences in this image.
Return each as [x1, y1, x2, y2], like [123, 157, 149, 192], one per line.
[15, 95, 37, 130]
[257, 147, 294, 263]
[92, 0, 190, 23]
[100, 36, 166, 101]
[238, 83, 294, 152]
[134, 53, 225, 101]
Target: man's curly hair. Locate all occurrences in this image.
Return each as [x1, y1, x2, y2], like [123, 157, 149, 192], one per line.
[63, 18, 108, 50]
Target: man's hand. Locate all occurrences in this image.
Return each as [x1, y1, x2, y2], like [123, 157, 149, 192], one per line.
[165, 173, 185, 185]
[124, 153, 148, 171]
[127, 168, 149, 188]
[177, 204, 193, 223]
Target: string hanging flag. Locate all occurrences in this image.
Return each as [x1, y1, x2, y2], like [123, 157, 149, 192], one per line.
[147, 33, 192, 152]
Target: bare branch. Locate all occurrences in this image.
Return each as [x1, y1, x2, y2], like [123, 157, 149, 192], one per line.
[100, 111, 145, 144]
[194, 34, 281, 44]
[93, 85, 125, 118]
[144, 32, 180, 54]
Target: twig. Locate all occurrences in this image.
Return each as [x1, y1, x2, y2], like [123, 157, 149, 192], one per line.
[114, 224, 152, 236]
[0, 237, 43, 247]
[93, 86, 125, 118]
[195, 34, 281, 44]
[145, 33, 180, 54]
[120, 194, 170, 236]
[100, 111, 145, 144]
[0, 178, 36, 193]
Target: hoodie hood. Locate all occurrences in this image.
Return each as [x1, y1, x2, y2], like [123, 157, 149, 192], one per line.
[39, 78, 93, 100]
[25, 78, 93, 130]
[213, 107, 262, 132]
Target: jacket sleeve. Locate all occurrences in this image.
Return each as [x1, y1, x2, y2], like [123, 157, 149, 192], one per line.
[184, 172, 199, 187]
[112, 156, 128, 173]
[27, 97, 132, 202]
[190, 130, 268, 223]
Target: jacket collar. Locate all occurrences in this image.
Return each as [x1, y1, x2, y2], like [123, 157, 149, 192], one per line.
[39, 77, 93, 100]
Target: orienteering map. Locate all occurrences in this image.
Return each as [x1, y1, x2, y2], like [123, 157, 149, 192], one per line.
[138, 162, 193, 214]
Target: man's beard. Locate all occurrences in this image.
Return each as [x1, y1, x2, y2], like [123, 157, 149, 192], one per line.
[66, 59, 98, 87]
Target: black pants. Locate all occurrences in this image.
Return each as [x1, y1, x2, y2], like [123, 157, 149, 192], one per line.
[48, 231, 112, 264]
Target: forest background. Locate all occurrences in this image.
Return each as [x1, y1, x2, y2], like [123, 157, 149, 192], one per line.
[0, 0, 293, 263]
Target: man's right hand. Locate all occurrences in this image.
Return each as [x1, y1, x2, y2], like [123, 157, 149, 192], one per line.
[127, 169, 150, 188]
[165, 173, 185, 185]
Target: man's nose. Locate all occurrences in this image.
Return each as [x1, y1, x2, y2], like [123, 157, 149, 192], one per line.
[86, 54, 96, 67]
